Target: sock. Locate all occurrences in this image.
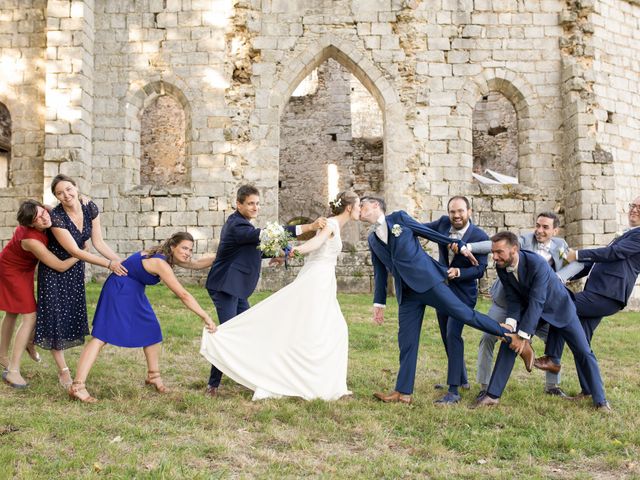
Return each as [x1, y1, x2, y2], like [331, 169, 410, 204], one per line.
[448, 385, 459, 395]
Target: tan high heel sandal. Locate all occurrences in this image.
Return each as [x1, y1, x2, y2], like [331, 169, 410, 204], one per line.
[145, 371, 168, 393]
[58, 367, 73, 389]
[68, 381, 98, 404]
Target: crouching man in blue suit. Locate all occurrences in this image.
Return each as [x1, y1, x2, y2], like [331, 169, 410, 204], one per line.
[204, 185, 325, 397]
[472, 231, 610, 412]
[359, 197, 530, 405]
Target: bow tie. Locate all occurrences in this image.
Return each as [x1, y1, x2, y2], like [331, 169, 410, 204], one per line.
[506, 266, 517, 273]
[537, 243, 551, 253]
[449, 228, 463, 239]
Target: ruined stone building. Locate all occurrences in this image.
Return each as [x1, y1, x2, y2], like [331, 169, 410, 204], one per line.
[0, 0, 639, 304]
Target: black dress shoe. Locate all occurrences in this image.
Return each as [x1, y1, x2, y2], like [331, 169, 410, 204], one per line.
[544, 387, 568, 398]
[475, 389, 487, 400]
[461, 383, 470, 390]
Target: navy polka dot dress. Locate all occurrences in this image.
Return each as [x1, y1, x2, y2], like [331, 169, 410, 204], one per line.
[35, 201, 99, 351]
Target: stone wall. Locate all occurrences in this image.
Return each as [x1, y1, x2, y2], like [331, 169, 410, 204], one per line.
[592, 0, 640, 227]
[1, 0, 639, 305]
[0, 0, 45, 245]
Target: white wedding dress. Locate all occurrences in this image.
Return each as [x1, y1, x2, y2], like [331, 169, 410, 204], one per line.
[200, 218, 351, 401]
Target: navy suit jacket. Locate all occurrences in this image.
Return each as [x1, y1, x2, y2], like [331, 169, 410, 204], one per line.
[369, 210, 464, 305]
[424, 216, 489, 307]
[575, 227, 640, 307]
[206, 211, 296, 299]
[497, 250, 578, 336]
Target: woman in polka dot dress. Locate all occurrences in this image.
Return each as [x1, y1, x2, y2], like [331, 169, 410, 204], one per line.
[35, 174, 127, 388]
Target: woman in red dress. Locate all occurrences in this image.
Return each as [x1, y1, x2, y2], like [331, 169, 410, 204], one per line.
[0, 200, 79, 388]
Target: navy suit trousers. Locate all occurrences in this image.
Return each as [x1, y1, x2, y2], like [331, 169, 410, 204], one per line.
[436, 312, 469, 387]
[207, 289, 250, 387]
[544, 290, 622, 394]
[488, 313, 606, 404]
[395, 282, 506, 394]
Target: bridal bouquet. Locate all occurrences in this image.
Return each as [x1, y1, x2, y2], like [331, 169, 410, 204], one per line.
[258, 222, 294, 257]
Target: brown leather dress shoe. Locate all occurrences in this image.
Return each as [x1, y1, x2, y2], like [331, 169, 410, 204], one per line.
[373, 390, 412, 404]
[471, 394, 500, 408]
[533, 355, 561, 374]
[519, 340, 535, 372]
[205, 385, 218, 397]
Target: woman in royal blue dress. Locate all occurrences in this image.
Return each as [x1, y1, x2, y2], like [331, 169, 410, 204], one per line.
[68, 232, 216, 403]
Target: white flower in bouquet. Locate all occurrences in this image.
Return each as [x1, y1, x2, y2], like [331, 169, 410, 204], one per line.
[258, 222, 293, 257]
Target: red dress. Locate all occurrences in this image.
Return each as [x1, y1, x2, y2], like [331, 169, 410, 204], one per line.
[0, 226, 48, 314]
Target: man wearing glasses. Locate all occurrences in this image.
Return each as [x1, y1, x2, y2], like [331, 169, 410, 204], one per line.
[535, 196, 640, 402]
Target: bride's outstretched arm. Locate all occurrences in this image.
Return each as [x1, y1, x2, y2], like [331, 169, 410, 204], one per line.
[293, 225, 333, 255]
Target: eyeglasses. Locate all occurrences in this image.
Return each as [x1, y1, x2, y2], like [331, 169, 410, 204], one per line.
[629, 204, 640, 212]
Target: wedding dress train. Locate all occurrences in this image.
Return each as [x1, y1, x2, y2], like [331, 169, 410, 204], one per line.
[200, 218, 351, 400]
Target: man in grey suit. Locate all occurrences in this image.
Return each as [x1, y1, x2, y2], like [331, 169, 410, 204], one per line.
[464, 212, 583, 398]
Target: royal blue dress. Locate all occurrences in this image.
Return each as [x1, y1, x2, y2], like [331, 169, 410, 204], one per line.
[91, 252, 164, 348]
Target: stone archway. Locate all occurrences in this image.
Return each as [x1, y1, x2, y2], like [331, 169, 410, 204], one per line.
[266, 36, 414, 213]
[459, 71, 537, 186]
[124, 80, 193, 189]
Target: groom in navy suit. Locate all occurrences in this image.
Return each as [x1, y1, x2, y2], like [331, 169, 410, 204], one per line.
[473, 231, 609, 411]
[204, 185, 325, 396]
[359, 197, 530, 404]
[536, 195, 640, 398]
[424, 196, 489, 404]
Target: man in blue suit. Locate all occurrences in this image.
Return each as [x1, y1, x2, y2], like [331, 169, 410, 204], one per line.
[359, 197, 531, 404]
[204, 185, 325, 396]
[535, 196, 640, 398]
[424, 196, 489, 405]
[472, 231, 610, 411]
[466, 212, 583, 398]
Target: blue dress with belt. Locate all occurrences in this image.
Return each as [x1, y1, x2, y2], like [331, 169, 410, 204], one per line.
[91, 252, 164, 347]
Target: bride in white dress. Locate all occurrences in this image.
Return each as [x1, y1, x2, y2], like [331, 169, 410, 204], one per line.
[200, 191, 360, 400]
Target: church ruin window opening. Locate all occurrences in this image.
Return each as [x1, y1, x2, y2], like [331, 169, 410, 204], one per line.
[0, 102, 11, 189]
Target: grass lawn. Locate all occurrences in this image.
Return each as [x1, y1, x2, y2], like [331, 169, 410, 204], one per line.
[1, 282, 638, 479]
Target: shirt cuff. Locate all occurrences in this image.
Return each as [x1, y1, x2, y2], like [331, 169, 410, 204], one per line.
[373, 303, 386, 308]
[517, 330, 531, 340]
[575, 250, 579, 261]
[295, 225, 303, 236]
[461, 244, 471, 253]
[505, 318, 517, 331]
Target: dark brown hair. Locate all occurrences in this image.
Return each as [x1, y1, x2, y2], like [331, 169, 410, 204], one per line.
[17, 199, 44, 227]
[360, 196, 386, 213]
[51, 174, 77, 195]
[144, 231, 194, 266]
[329, 191, 359, 216]
[237, 185, 260, 204]
[537, 211, 560, 228]
[491, 231, 519, 247]
[447, 196, 471, 210]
